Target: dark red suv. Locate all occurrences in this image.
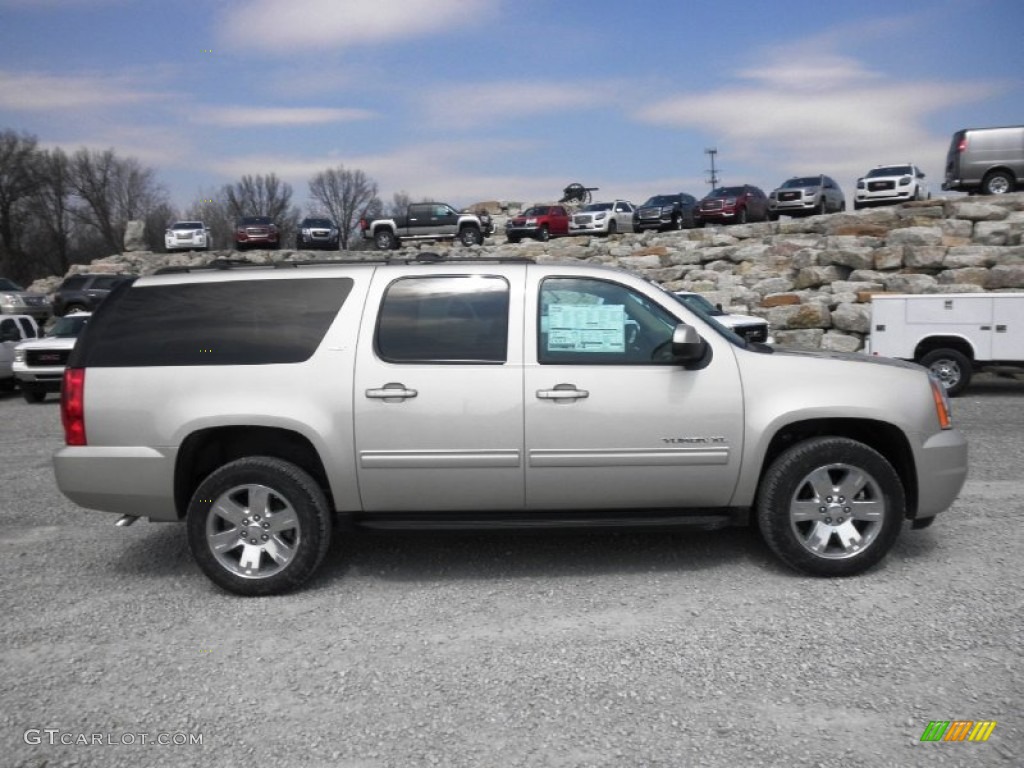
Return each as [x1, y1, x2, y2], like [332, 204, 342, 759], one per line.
[698, 185, 770, 225]
[504, 205, 571, 243]
[234, 216, 280, 250]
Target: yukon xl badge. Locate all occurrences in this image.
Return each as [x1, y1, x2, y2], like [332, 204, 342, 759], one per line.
[662, 436, 727, 444]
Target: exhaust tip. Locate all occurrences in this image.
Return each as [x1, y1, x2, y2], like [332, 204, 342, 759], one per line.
[115, 515, 140, 527]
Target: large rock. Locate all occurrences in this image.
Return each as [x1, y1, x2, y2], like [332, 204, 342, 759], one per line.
[945, 201, 1010, 221]
[831, 302, 871, 333]
[985, 264, 1024, 289]
[883, 273, 938, 293]
[886, 226, 943, 246]
[794, 265, 851, 289]
[123, 220, 147, 252]
[765, 303, 831, 330]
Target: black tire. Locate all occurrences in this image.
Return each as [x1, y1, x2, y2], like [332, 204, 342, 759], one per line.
[757, 437, 905, 576]
[507, 235, 521, 244]
[817, 198, 827, 215]
[459, 227, 483, 247]
[853, 201, 862, 211]
[607, 220, 617, 236]
[737, 208, 748, 225]
[981, 170, 1014, 195]
[0, 378, 16, 392]
[374, 229, 397, 251]
[767, 211, 779, 221]
[920, 348, 973, 396]
[186, 456, 332, 596]
[22, 387, 46, 403]
[671, 214, 683, 231]
[536, 225, 550, 242]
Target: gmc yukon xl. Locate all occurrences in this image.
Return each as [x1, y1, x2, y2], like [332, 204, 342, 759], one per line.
[54, 257, 968, 595]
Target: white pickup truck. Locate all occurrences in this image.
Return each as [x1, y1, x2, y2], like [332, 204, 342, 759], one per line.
[868, 292, 1024, 395]
[0, 314, 40, 391]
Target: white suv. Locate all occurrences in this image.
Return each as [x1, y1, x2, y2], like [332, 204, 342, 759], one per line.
[165, 221, 211, 252]
[854, 164, 930, 209]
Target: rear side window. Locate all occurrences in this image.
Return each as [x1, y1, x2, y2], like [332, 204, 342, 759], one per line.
[72, 277, 352, 367]
[376, 275, 509, 363]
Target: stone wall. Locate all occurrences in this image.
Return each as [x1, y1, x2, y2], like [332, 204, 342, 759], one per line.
[30, 194, 1024, 351]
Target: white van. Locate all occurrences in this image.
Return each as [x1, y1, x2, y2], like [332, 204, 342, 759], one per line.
[942, 125, 1024, 195]
[868, 292, 1024, 395]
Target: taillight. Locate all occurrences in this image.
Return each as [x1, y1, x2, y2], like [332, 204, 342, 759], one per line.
[929, 375, 952, 430]
[61, 368, 87, 445]
[957, 137, 968, 153]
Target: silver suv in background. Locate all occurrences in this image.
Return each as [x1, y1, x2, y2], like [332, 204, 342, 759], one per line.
[768, 175, 846, 219]
[943, 125, 1024, 195]
[54, 257, 967, 595]
[0, 277, 52, 322]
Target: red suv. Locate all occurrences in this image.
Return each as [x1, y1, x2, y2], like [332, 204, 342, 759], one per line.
[505, 205, 571, 243]
[234, 216, 280, 250]
[698, 185, 770, 225]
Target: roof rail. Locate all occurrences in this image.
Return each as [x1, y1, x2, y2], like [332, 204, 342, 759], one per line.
[151, 253, 537, 275]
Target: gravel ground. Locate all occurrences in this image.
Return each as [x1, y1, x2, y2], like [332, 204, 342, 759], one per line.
[1, 376, 1021, 768]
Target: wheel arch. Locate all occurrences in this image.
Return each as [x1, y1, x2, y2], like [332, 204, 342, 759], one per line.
[175, 426, 332, 519]
[981, 166, 1017, 187]
[754, 417, 919, 520]
[912, 335, 976, 364]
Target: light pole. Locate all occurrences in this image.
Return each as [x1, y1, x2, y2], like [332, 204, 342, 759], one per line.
[705, 147, 720, 190]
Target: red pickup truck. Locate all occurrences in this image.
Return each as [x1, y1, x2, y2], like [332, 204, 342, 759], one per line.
[505, 205, 571, 243]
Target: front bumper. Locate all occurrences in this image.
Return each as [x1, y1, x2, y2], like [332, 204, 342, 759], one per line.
[915, 427, 969, 519]
[13, 363, 64, 390]
[165, 234, 209, 251]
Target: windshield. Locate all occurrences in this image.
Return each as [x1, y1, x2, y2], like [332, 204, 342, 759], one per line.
[523, 206, 551, 216]
[581, 203, 613, 212]
[673, 292, 725, 316]
[0, 278, 24, 291]
[47, 315, 90, 338]
[171, 222, 203, 230]
[641, 196, 678, 207]
[708, 187, 744, 197]
[303, 219, 333, 227]
[783, 177, 821, 188]
[867, 166, 912, 177]
[239, 216, 272, 225]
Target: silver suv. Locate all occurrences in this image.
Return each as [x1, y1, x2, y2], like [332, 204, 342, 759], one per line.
[53, 257, 968, 595]
[768, 175, 845, 219]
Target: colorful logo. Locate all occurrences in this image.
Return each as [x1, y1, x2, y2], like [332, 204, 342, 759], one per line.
[920, 720, 997, 742]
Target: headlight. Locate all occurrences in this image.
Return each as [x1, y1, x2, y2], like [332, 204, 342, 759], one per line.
[899, 176, 911, 186]
[724, 197, 736, 205]
[1, 293, 24, 307]
[14, 349, 25, 363]
[856, 180, 865, 189]
[526, 218, 537, 225]
[302, 228, 311, 235]
[595, 212, 606, 220]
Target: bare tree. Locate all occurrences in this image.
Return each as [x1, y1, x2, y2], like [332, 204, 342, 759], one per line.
[29, 147, 73, 274]
[222, 174, 300, 246]
[0, 130, 40, 281]
[68, 148, 168, 255]
[388, 190, 412, 217]
[307, 166, 381, 250]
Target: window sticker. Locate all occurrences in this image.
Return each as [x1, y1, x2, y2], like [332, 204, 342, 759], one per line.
[546, 304, 626, 353]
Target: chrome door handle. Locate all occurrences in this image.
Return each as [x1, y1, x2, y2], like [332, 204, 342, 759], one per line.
[366, 383, 418, 401]
[536, 384, 589, 401]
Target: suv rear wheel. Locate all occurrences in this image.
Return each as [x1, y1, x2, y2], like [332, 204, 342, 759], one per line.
[186, 456, 332, 596]
[757, 437, 904, 576]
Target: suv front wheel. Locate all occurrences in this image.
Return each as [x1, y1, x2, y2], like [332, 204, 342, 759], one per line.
[757, 437, 905, 576]
[186, 456, 332, 596]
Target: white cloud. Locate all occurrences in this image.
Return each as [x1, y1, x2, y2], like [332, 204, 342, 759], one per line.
[632, 47, 1000, 186]
[0, 71, 161, 111]
[417, 80, 617, 129]
[218, 0, 496, 53]
[194, 106, 376, 127]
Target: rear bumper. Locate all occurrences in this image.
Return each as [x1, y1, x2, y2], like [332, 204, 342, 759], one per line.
[54, 445, 180, 521]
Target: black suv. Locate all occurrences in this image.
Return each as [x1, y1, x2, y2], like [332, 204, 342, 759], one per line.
[296, 217, 340, 250]
[52, 274, 134, 316]
[633, 193, 700, 231]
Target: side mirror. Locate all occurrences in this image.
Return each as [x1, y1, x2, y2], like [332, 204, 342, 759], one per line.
[671, 324, 709, 365]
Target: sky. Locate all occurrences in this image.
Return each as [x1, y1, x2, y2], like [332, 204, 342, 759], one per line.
[1, 0, 1021, 214]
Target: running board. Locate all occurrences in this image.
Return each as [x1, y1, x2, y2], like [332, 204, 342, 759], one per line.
[352, 508, 747, 532]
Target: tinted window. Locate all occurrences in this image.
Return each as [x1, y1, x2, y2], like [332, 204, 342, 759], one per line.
[0, 278, 23, 291]
[91, 276, 124, 290]
[539, 278, 679, 365]
[60, 275, 88, 290]
[73, 278, 352, 367]
[376, 276, 509, 364]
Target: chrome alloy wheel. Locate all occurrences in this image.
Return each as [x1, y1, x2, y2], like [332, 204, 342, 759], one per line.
[205, 484, 301, 579]
[787, 463, 885, 559]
